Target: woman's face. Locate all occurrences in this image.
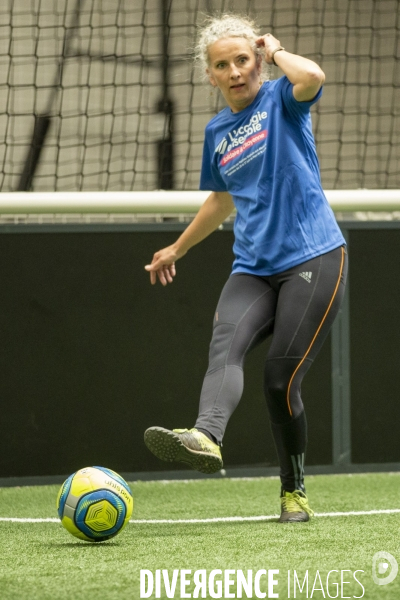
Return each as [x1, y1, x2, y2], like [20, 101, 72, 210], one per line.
[207, 37, 262, 113]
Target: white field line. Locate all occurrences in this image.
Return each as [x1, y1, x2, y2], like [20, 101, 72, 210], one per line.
[0, 508, 399, 525]
[135, 472, 400, 485]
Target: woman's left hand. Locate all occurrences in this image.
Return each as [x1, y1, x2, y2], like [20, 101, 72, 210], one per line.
[256, 33, 282, 64]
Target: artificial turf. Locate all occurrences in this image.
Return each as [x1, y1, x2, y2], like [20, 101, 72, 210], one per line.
[0, 473, 399, 599]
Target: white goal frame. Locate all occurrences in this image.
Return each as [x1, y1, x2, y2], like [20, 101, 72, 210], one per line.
[0, 190, 399, 215]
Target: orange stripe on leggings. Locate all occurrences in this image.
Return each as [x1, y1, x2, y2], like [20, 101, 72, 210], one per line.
[286, 246, 345, 416]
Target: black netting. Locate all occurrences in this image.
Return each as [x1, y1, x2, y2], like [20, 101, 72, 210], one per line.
[0, 0, 399, 191]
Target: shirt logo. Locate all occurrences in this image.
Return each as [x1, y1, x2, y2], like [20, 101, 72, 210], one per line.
[220, 131, 267, 166]
[215, 138, 228, 154]
[214, 111, 268, 155]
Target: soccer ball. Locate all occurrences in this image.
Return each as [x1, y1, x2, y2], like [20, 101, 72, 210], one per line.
[56, 466, 133, 542]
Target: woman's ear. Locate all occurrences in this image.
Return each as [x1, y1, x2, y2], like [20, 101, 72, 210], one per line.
[206, 68, 217, 88]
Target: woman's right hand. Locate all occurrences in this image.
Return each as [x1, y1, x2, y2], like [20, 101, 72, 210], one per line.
[144, 192, 233, 286]
[144, 244, 185, 286]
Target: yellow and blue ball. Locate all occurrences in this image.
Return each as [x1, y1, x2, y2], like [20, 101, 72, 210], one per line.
[56, 466, 133, 542]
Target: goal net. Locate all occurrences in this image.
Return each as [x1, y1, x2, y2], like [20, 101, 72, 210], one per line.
[0, 0, 399, 192]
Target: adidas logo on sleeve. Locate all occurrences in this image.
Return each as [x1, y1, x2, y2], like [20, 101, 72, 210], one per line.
[299, 271, 312, 283]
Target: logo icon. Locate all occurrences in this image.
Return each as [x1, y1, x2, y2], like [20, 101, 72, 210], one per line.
[372, 551, 398, 586]
[215, 138, 228, 154]
[299, 271, 312, 283]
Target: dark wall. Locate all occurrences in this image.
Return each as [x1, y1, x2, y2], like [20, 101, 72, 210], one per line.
[349, 230, 400, 464]
[0, 228, 333, 477]
[1, 226, 399, 478]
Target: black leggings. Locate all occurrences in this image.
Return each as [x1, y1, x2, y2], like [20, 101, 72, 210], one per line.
[195, 245, 348, 491]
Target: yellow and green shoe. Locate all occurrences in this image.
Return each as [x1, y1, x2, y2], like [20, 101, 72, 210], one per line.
[144, 426, 223, 474]
[279, 490, 314, 523]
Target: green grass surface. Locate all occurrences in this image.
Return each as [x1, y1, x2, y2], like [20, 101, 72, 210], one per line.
[0, 473, 399, 599]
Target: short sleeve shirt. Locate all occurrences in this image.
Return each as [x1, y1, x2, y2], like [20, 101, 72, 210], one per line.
[200, 76, 345, 275]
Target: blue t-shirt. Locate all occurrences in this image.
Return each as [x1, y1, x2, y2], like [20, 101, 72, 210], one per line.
[200, 76, 345, 275]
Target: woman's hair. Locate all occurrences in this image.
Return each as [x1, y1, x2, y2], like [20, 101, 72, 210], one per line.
[195, 14, 271, 81]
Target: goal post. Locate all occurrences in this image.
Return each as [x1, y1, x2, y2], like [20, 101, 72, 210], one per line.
[0, 190, 399, 215]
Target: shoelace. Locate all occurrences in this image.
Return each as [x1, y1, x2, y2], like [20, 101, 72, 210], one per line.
[282, 492, 314, 516]
[173, 428, 218, 454]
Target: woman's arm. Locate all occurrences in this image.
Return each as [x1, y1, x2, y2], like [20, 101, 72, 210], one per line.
[144, 191, 234, 285]
[256, 33, 325, 102]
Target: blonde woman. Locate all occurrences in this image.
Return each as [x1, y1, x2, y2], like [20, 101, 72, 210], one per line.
[144, 15, 347, 523]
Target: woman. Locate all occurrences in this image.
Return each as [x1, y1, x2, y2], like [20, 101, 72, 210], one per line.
[144, 14, 347, 523]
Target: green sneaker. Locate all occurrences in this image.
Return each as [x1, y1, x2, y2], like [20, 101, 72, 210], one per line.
[144, 426, 223, 474]
[279, 490, 314, 523]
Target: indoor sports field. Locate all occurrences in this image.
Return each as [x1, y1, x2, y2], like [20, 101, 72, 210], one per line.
[0, 473, 399, 599]
[0, 1, 400, 599]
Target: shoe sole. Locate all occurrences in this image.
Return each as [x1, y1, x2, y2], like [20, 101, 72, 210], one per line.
[144, 426, 223, 475]
[279, 512, 310, 523]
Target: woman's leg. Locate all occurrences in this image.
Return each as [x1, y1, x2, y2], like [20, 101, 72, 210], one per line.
[264, 246, 348, 496]
[195, 272, 277, 443]
[145, 272, 277, 473]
